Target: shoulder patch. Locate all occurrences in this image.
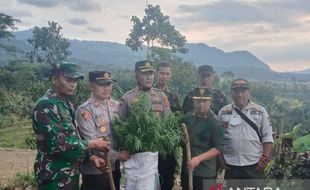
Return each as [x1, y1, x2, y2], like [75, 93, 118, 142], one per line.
[81, 110, 92, 120]
[163, 94, 170, 107]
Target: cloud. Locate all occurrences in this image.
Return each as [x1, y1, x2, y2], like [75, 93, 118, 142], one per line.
[17, 0, 101, 12]
[88, 27, 105, 33]
[177, 0, 310, 27]
[69, 18, 88, 25]
[17, 0, 59, 7]
[4, 9, 33, 18]
[65, 0, 101, 12]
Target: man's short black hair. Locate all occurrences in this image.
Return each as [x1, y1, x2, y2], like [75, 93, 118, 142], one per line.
[156, 61, 172, 71]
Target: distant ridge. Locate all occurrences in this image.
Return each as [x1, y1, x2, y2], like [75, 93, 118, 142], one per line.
[0, 29, 308, 82]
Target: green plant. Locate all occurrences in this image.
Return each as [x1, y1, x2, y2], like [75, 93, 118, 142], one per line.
[0, 172, 36, 190]
[113, 92, 182, 156]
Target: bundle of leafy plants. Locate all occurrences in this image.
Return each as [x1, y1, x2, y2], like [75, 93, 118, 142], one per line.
[113, 92, 182, 156]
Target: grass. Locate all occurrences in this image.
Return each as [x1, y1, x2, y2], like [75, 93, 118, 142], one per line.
[0, 125, 33, 149]
[0, 172, 37, 190]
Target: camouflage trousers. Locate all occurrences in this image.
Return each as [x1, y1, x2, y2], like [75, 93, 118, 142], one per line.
[37, 175, 79, 190]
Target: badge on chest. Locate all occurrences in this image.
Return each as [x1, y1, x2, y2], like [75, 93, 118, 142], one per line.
[97, 116, 107, 133]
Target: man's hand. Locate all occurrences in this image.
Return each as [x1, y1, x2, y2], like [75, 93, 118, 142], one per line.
[88, 138, 110, 151]
[256, 156, 269, 175]
[118, 151, 130, 161]
[188, 156, 201, 172]
[172, 176, 181, 190]
[89, 155, 109, 175]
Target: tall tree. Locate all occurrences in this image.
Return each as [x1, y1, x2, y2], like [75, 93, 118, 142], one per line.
[126, 5, 187, 58]
[0, 13, 19, 39]
[27, 21, 71, 66]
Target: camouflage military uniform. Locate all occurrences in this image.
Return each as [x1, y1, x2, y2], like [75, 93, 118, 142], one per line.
[183, 87, 227, 115]
[32, 88, 88, 189]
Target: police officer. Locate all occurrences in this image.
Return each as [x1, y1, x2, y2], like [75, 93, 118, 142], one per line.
[119, 60, 171, 189]
[32, 63, 110, 190]
[119, 60, 171, 118]
[218, 78, 273, 189]
[181, 87, 224, 190]
[76, 71, 130, 190]
[183, 65, 227, 115]
[155, 61, 181, 112]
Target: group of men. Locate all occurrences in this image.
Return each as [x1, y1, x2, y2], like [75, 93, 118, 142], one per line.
[32, 60, 273, 190]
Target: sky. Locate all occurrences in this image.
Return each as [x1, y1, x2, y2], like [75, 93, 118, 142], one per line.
[1, 0, 309, 72]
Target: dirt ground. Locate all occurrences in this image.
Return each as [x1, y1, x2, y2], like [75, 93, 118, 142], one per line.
[0, 148, 36, 186]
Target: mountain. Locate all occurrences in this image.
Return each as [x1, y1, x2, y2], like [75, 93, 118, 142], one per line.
[297, 68, 310, 74]
[1, 29, 309, 82]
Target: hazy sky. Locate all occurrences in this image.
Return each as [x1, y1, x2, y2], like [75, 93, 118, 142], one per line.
[1, 0, 309, 72]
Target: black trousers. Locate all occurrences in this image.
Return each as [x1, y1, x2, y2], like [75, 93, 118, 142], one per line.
[181, 173, 216, 190]
[81, 162, 121, 190]
[158, 154, 177, 190]
[225, 163, 265, 189]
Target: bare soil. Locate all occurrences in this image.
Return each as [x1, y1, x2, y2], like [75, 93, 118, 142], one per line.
[0, 148, 36, 186]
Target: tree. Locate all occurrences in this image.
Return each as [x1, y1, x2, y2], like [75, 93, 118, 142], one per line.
[27, 21, 71, 66]
[0, 13, 19, 39]
[125, 5, 187, 58]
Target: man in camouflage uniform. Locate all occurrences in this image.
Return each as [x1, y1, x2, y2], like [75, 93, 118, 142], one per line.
[119, 60, 171, 189]
[183, 65, 227, 115]
[32, 63, 110, 190]
[154, 61, 181, 112]
[76, 70, 130, 190]
[181, 87, 224, 190]
[218, 78, 273, 189]
[154, 61, 181, 190]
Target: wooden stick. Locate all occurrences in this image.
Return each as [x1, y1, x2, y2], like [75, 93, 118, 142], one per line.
[181, 123, 193, 190]
[103, 137, 116, 190]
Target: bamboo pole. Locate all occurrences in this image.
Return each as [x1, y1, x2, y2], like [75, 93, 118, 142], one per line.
[181, 123, 193, 190]
[102, 137, 116, 190]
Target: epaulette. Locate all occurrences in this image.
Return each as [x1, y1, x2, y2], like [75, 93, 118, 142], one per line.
[108, 99, 119, 106]
[250, 102, 262, 112]
[152, 87, 161, 91]
[77, 98, 92, 109]
[123, 87, 138, 96]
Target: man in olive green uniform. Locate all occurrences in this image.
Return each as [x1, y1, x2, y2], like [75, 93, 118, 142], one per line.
[183, 65, 227, 115]
[119, 60, 171, 189]
[32, 63, 110, 190]
[181, 87, 224, 190]
[76, 70, 130, 190]
[154, 61, 181, 190]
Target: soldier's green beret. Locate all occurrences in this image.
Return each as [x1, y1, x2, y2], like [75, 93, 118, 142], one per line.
[51, 62, 84, 80]
[198, 65, 214, 75]
[89, 70, 116, 85]
[192, 87, 212, 100]
[135, 60, 155, 72]
[231, 78, 249, 89]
